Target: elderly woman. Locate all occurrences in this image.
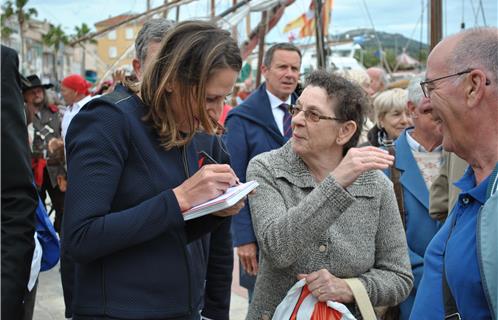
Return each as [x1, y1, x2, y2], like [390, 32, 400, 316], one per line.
[246, 70, 413, 319]
[365, 88, 411, 147]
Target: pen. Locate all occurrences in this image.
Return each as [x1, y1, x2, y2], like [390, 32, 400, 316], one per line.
[199, 150, 240, 185]
[199, 150, 219, 165]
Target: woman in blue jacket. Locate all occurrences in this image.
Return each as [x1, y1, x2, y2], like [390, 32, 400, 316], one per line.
[63, 21, 243, 320]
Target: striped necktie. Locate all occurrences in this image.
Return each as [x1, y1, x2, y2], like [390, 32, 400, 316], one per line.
[279, 103, 292, 140]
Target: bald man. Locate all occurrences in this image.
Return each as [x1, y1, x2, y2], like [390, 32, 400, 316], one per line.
[410, 27, 497, 320]
[367, 67, 387, 97]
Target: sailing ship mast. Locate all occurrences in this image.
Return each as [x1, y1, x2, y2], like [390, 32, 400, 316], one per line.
[429, 0, 443, 50]
[313, 0, 326, 69]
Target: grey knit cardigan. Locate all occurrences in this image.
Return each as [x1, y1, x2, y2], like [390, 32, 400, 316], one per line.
[245, 143, 413, 320]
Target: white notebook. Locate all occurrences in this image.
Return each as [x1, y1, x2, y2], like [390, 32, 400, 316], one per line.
[183, 180, 259, 221]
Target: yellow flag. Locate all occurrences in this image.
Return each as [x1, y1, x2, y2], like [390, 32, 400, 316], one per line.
[283, 14, 307, 33]
[285, 0, 334, 38]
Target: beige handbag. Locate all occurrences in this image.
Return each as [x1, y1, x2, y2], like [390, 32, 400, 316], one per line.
[344, 278, 377, 320]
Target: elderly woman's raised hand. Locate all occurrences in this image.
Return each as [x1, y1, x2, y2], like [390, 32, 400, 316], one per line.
[173, 164, 239, 213]
[298, 269, 354, 303]
[331, 146, 394, 188]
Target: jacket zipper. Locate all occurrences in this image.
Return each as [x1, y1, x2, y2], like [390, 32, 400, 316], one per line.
[181, 145, 193, 316]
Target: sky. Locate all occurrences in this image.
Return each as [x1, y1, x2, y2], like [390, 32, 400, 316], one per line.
[28, 0, 497, 45]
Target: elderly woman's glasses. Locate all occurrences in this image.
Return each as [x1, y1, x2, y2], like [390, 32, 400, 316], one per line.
[288, 105, 345, 123]
[420, 68, 491, 98]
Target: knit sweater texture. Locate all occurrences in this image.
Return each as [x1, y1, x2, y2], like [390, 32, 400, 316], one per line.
[246, 142, 413, 319]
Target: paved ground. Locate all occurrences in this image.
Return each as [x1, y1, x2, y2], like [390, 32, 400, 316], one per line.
[33, 253, 249, 320]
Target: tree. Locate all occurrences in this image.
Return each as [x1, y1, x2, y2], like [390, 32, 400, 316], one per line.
[42, 25, 68, 82]
[1, 12, 14, 42]
[73, 23, 96, 76]
[1, 0, 38, 68]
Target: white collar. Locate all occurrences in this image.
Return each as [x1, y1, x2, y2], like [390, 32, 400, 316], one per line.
[68, 95, 93, 111]
[266, 89, 292, 110]
[406, 128, 443, 153]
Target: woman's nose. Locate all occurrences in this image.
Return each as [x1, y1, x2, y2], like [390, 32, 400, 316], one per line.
[400, 113, 410, 124]
[291, 110, 305, 127]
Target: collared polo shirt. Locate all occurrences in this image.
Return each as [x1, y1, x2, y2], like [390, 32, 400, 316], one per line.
[410, 167, 491, 319]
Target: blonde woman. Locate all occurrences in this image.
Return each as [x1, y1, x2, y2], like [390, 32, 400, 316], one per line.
[365, 88, 411, 146]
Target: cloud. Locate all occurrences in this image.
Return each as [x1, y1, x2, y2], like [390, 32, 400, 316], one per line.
[28, 0, 496, 41]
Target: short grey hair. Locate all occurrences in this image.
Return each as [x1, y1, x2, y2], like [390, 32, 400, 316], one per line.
[336, 69, 371, 92]
[450, 27, 498, 83]
[367, 67, 388, 85]
[407, 76, 424, 106]
[135, 19, 175, 64]
[305, 69, 368, 155]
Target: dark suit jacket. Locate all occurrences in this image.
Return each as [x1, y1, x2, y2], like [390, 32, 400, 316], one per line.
[223, 83, 297, 289]
[1, 45, 37, 320]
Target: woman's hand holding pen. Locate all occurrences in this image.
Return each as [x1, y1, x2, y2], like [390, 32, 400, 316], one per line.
[173, 164, 239, 213]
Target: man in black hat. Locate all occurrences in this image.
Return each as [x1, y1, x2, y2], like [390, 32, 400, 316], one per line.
[22, 74, 65, 233]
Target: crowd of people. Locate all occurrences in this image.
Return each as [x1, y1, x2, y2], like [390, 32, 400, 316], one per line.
[1, 18, 497, 320]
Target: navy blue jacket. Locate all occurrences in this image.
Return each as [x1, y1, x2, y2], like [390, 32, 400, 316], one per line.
[64, 89, 231, 319]
[223, 84, 296, 289]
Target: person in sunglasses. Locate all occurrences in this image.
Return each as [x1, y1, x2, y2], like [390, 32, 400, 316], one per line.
[245, 69, 413, 319]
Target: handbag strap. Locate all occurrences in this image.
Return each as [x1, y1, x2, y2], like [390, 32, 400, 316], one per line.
[384, 140, 406, 229]
[344, 278, 377, 320]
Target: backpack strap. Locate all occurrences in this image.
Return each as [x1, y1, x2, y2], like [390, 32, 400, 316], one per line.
[485, 163, 498, 199]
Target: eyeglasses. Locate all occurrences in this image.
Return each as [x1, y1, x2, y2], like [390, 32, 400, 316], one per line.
[288, 104, 345, 123]
[420, 68, 491, 98]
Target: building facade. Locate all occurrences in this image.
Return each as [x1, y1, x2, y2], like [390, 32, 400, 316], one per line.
[94, 14, 143, 79]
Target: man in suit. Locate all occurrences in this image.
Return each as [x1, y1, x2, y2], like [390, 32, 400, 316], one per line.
[224, 43, 302, 300]
[1, 45, 38, 320]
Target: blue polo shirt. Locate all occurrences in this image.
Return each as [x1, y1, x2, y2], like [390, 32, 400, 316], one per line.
[410, 167, 492, 320]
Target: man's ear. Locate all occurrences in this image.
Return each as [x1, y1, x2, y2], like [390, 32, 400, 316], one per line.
[407, 101, 417, 118]
[465, 70, 487, 108]
[132, 58, 142, 80]
[261, 64, 269, 78]
[336, 120, 357, 146]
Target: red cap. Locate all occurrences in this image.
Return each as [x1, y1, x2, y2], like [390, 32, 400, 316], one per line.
[61, 74, 91, 95]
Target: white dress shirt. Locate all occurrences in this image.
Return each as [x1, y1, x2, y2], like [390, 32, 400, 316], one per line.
[405, 128, 443, 153]
[266, 89, 292, 136]
[61, 95, 98, 143]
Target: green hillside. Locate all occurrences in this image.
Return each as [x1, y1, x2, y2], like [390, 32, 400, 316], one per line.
[332, 28, 430, 68]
